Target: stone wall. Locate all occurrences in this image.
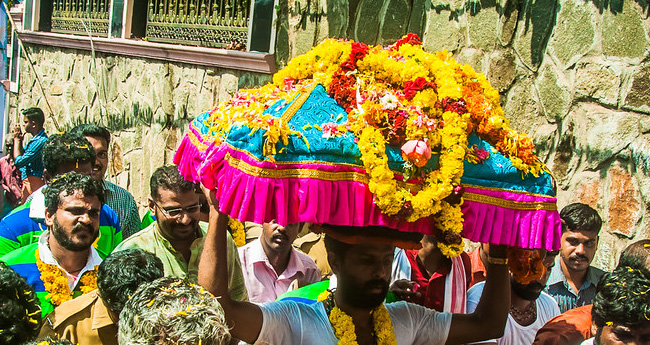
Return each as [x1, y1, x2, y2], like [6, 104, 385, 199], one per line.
[14, 0, 650, 270]
[13, 46, 271, 214]
[276, 0, 650, 269]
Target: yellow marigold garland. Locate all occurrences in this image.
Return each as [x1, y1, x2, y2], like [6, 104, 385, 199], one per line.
[317, 290, 397, 345]
[35, 249, 98, 306]
[200, 35, 546, 257]
[228, 217, 246, 247]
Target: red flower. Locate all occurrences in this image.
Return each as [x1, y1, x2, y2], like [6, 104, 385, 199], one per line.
[340, 60, 356, 72]
[340, 42, 370, 71]
[403, 77, 433, 100]
[328, 72, 357, 112]
[393, 33, 422, 50]
[436, 97, 467, 114]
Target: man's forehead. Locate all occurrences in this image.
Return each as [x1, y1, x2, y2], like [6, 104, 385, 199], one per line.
[563, 229, 598, 240]
[155, 187, 198, 204]
[59, 189, 100, 205]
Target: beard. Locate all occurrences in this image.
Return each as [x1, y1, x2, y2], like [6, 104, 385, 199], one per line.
[337, 271, 389, 310]
[511, 280, 545, 301]
[51, 217, 98, 252]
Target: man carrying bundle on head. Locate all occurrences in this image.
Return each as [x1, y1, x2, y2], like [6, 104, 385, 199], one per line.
[176, 34, 562, 345]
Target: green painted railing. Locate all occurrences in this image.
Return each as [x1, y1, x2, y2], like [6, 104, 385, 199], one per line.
[51, 0, 110, 37]
[146, 0, 251, 49]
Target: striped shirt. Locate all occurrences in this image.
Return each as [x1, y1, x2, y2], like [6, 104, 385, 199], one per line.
[0, 186, 122, 258]
[14, 128, 48, 179]
[104, 181, 140, 239]
[545, 256, 605, 313]
[1, 232, 103, 317]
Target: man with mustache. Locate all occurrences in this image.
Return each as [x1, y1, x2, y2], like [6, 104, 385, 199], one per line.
[466, 249, 560, 345]
[0, 132, 122, 259]
[547, 203, 605, 313]
[114, 165, 248, 301]
[238, 221, 320, 303]
[199, 189, 512, 345]
[1, 173, 105, 317]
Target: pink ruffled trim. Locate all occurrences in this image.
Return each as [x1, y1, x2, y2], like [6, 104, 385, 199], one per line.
[199, 145, 436, 234]
[173, 127, 209, 183]
[461, 187, 561, 251]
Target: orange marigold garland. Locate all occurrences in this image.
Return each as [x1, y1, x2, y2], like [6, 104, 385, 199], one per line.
[35, 249, 98, 306]
[507, 247, 546, 285]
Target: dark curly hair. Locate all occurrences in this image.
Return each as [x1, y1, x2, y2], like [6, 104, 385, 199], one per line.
[150, 165, 196, 201]
[97, 249, 164, 316]
[592, 266, 650, 329]
[560, 203, 602, 234]
[44, 172, 105, 215]
[69, 123, 111, 146]
[0, 262, 41, 344]
[42, 132, 96, 176]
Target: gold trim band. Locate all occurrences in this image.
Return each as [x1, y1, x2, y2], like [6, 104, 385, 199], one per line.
[188, 129, 209, 152]
[463, 192, 557, 211]
[462, 184, 555, 199]
[281, 84, 317, 124]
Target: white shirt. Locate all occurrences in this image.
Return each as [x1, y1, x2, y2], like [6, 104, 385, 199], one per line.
[580, 338, 594, 345]
[257, 300, 452, 345]
[466, 281, 560, 345]
[38, 231, 103, 291]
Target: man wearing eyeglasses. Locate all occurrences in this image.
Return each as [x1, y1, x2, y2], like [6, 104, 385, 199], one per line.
[113, 165, 248, 302]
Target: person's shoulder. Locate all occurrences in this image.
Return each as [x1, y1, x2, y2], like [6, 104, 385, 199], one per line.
[292, 246, 318, 266]
[1, 242, 39, 264]
[100, 204, 121, 227]
[467, 280, 486, 296]
[114, 224, 156, 250]
[44, 290, 100, 329]
[104, 181, 136, 201]
[538, 291, 562, 313]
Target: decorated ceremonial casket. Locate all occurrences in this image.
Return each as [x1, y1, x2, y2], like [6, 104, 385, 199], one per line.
[174, 34, 561, 256]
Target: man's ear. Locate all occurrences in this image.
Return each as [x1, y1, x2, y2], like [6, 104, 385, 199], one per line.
[43, 170, 53, 184]
[591, 321, 599, 338]
[148, 196, 156, 213]
[44, 209, 55, 227]
[328, 250, 341, 276]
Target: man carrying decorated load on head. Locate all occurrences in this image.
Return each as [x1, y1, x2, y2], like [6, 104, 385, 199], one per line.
[175, 34, 562, 344]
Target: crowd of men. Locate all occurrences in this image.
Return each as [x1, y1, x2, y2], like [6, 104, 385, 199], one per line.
[0, 108, 648, 345]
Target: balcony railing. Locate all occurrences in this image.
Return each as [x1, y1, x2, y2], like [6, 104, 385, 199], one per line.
[146, 0, 251, 49]
[51, 0, 110, 37]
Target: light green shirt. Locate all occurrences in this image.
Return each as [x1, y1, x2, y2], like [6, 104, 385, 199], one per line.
[114, 221, 248, 302]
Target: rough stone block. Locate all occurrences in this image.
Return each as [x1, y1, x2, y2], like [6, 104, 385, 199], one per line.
[467, 1, 499, 50]
[512, 0, 557, 70]
[575, 60, 622, 107]
[502, 77, 544, 136]
[574, 176, 601, 209]
[548, 0, 595, 68]
[622, 63, 650, 114]
[498, 0, 518, 46]
[218, 74, 239, 102]
[455, 48, 485, 74]
[570, 103, 641, 169]
[110, 140, 124, 176]
[607, 165, 641, 238]
[353, 0, 383, 44]
[422, 10, 462, 53]
[536, 61, 572, 121]
[487, 49, 517, 92]
[377, 0, 411, 45]
[602, 0, 649, 59]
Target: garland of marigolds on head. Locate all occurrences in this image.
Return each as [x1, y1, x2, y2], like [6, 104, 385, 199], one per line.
[202, 34, 544, 257]
[35, 249, 98, 306]
[317, 290, 397, 345]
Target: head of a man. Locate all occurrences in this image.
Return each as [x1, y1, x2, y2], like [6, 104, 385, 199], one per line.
[149, 165, 201, 242]
[559, 203, 602, 274]
[0, 262, 41, 344]
[617, 239, 650, 271]
[260, 221, 300, 259]
[69, 124, 110, 182]
[97, 249, 164, 319]
[42, 132, 96, 182]
[44, 172, 104, 252]
[510, 249, 558, 301]
[324, 225, 395, 310]
[21, 107, 45, 135]
[118, 277, 231, 345]
[592, 267, 650, 345]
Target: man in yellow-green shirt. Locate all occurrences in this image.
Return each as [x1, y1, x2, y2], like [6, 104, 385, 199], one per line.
[114, 165, 247, 301]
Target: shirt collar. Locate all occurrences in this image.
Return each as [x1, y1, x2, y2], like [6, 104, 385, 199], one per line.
[91, 294, 116, 330]
[28, 185, 48, 219]
[547, 256, 568, 286]
[34, 128, 46, 138]
[38, 231, 103, 290]
[247, 238, 307, 278]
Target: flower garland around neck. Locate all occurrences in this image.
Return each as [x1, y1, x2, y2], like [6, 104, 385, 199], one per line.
[35, 248, 98, 306]
[317, 289, 397, 345]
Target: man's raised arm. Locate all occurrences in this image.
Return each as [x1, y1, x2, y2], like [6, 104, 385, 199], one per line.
[198, 188, 263, 343]
[445, 245, 510, 345]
